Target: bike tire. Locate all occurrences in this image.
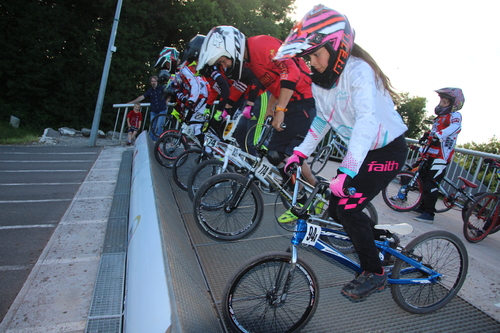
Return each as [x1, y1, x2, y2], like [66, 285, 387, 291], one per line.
[318, 202, 378, 254]
[150, 113, 175, 141]
[308, 146, 331, 175]
[463, 192, 499, 243]
[434, 190, 453, 213]
[172, 148, 204, 191]
[187, 159, 234, 201]
[382, 171, 424, 212]
[461, 191, 485, 222]
[222, 251, 319, 333]
[153, 132, 189, 168]
[390, 230, 468, 314]
[192, 172, 263, 240]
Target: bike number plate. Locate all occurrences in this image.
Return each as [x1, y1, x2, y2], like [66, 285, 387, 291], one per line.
[255, 161, 273, 180]
[205, 137, 217, 147]
[226, 145, 241, 159]
[302, 223, 321, 246]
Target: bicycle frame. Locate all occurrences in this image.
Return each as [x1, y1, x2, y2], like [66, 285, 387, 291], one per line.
[438, 176, 476, 209]
[326, 134, 347, 158]
[289, 167, 441, 285]
[398, 149, 477, 208]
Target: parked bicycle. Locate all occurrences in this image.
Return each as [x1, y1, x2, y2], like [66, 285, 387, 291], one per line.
[222, 165, 469, 333]
[463, 158, 500, 243]
[149, 107, 181, 141]
[307, 132, 347, 175]
[382, 144, 480, 219]
[192, 116, 378, 242]
[172, 111, 253, 192]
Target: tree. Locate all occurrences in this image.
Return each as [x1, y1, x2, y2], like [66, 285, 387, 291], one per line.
[396, 93, 432, 139]
[0, 0, 296, 133]
[459, 136, 500, 155]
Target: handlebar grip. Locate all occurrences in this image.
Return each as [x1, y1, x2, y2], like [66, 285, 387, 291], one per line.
[344, 187, 356, 196]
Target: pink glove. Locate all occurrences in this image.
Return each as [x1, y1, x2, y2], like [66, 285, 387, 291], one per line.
[242, 105, 253, 119]
[329, 173, 353, 198]
[284, 151, 307, 174]
[222, 110, 229, 119]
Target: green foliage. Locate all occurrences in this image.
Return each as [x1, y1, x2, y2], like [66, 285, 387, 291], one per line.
[459, 136, 500, 155]
[0, 0, 295, 134]
[0, 122, 40, 145]
[396, 93, 432, 139]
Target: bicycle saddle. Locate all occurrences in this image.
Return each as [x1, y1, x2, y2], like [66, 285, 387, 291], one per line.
[375, 223, 413, 235]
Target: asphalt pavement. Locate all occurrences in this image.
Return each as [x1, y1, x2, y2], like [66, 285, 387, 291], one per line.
[0, 142, 129, 332]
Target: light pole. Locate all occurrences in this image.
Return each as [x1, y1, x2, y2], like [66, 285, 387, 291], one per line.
[88, 0, 123, 146]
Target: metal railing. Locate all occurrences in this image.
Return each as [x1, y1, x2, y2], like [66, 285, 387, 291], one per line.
[112, 103, 152, 141]
[112, 102, 219, 142]
[314, 130, 500, 194]
[113, 103, 499, 193]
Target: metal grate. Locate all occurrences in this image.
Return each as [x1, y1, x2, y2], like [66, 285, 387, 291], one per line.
[85, 150, 131, 333]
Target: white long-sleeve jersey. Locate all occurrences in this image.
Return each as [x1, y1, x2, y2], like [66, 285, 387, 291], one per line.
[427, 112, 462, 163]
[294, 57, 408, 177]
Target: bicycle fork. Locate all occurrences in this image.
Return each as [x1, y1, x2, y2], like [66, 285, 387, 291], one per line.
[225, 173, 256, 212]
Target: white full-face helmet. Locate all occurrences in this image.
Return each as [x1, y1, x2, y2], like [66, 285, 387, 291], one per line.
[196, 26, 245, 80]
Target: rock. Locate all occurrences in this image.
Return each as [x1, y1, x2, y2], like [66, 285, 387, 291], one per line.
[59, 127, 80, 136]
[43, 128, 61, 138]
[81, 128, 91, 137]
[82, 128, 106, 138]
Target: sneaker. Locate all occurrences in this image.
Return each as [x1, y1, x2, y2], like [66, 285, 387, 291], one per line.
[389, 195, 405, 204]
[278, 206, 300, 223]
[314, 200, 325, 215]
[413, 212, 434, 223]
[126, 141, 132, 146]
[341, 269, 388, 301]
[412, 206, 425, 214]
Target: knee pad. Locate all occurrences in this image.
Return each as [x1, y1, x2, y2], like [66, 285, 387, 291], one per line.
[266, 150, 286, 166]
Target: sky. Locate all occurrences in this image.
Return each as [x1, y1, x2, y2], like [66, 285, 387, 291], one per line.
[290, 0, 500, 145]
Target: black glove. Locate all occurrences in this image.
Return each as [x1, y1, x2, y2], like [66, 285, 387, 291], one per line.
[418, 132, 430, 145]
[484, 158, 496, 166]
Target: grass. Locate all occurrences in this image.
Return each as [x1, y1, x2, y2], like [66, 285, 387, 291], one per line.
[0, 122, 41, 145]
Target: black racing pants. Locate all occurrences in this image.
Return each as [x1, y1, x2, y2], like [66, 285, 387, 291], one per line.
[419, 157, 448, 216]
[328, 135, 407, 274]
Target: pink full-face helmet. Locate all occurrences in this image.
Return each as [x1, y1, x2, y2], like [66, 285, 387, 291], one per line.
[434, 87, 465, 115]
[275, 4, 355, 89]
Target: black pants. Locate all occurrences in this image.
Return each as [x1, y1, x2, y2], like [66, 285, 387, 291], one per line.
[329, 135, 407, 273]
[268, 98, 316, 156]
[419, 157, 447, 216]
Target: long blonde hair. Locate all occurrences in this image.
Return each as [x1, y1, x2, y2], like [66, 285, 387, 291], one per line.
[351, 43, 400, 104]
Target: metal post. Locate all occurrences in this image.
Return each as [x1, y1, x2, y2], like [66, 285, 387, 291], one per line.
[88, 0, 123, 147]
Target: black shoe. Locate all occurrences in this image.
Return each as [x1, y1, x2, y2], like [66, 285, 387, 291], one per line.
[414, 212, 434, 223]
[341, 269, 388, 301]
[412, 206, 425, 214]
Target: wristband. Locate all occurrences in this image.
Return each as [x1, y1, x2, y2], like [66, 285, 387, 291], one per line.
[274, 106, 288, 112]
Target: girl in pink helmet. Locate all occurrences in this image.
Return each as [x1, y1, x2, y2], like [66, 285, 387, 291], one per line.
[277, 5, 408, 301]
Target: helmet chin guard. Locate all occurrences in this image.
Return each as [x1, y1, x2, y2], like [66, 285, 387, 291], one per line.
[197, 26, 245, 80]
[434, 87, 465, 115]
[275, 5, 354, 89]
